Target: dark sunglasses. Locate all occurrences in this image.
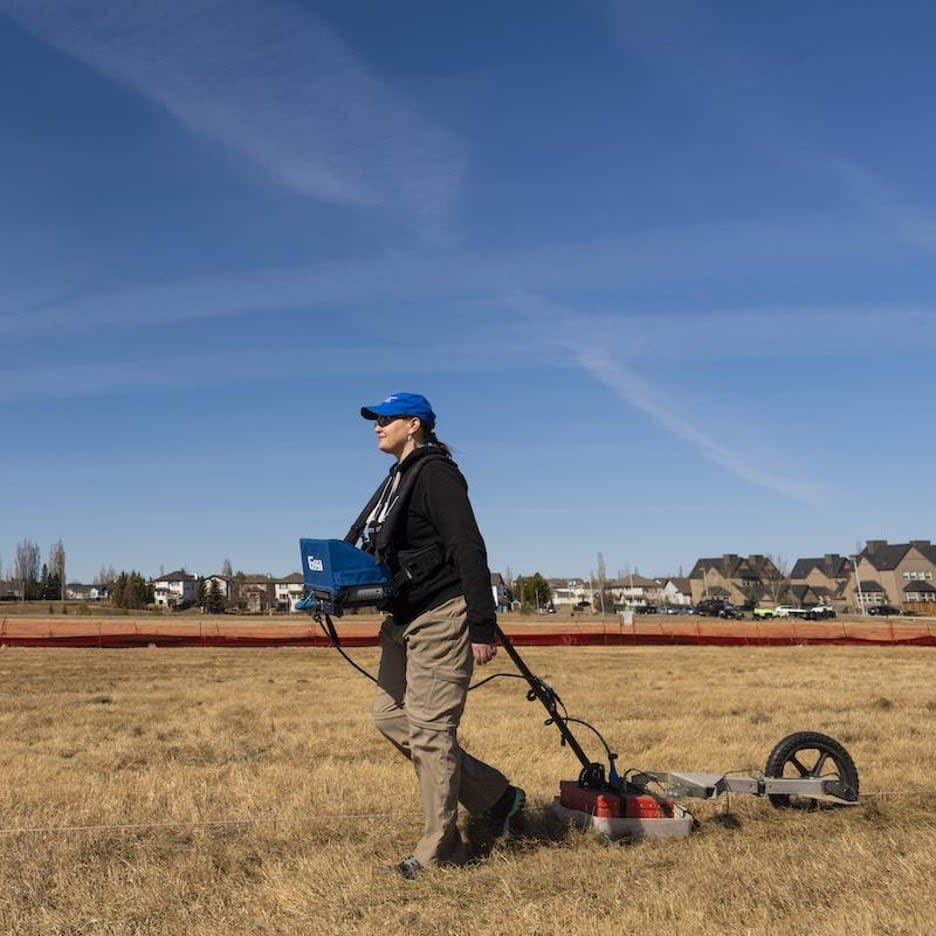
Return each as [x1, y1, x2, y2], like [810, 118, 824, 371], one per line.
[375, 414, 412, 427]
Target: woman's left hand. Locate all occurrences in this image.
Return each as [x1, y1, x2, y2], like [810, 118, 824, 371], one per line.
[472, 643, 497, 665]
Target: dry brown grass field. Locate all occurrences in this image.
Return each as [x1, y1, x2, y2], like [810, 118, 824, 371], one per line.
[1, 643, 934, 936]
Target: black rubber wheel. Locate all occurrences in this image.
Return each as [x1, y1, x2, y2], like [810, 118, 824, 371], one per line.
[764, 731, 859, 809]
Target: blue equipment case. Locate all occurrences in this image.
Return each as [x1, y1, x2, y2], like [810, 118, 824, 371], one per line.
[297, 538, 392, 615]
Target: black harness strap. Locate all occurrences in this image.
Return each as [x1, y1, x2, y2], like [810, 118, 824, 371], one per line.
[344, 449, 452, 553]
[343, 467, 396, 546]
[357, 450, 451, 556]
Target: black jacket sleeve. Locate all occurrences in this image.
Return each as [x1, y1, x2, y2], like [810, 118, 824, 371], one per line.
[418, 461, 497, 643]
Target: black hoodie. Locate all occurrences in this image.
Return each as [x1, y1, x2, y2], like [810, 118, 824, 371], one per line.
[364, 446, 497, 644]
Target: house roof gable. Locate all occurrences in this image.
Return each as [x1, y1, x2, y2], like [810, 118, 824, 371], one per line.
[861, 539, 936, 570]
[664, 577, 691, 594]
[791, 554, 852, 579]
[690, 555, 780, 580]
[862, 544, 910, 571]
[157, 570, 196, 583]
[903, 580, 936, 593]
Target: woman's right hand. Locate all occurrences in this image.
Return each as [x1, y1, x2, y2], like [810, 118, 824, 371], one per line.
[472, 643, 497, 665]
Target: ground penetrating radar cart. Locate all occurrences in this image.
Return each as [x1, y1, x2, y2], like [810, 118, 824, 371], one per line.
[297, 538, 860, 840]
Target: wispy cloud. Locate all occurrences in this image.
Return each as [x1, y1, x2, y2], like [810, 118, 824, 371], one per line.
[0, 211, 916, 340]
[0, 348, 377, 401]
[779, 142, 936, 254]
[0, 342, 528, 402]
[497, 290, 826, 503]
[569, 344, 824, 504]
[1, 0, 462, 220]
[548, 304, 936, 361]
[605, 2, 936, 254]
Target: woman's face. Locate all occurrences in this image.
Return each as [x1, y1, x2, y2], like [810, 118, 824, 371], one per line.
[375, 415, 419, 459]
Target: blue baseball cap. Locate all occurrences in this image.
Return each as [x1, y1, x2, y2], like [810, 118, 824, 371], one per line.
[361, 392, 436, 429]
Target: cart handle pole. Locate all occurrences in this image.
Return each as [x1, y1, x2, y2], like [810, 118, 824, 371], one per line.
[494, 623, 603, 780]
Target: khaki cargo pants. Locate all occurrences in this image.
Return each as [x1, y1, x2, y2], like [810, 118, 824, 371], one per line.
[373, 595, 509, 868]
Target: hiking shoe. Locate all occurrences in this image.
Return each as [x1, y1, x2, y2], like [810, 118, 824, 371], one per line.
[396, 855, 423, 880]
[485, 785, 526, 837]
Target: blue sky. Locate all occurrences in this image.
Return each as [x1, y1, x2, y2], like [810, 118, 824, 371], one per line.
[2, 0, 934, 585]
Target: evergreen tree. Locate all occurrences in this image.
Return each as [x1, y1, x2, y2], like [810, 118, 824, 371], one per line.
[518, 572, 552, 611]
[39, 563, 63, 601]
[111, 571, 153, 609]
[206, 579, 225, 614]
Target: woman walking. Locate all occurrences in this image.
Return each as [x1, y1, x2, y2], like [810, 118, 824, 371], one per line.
[347, 392, 525, 878]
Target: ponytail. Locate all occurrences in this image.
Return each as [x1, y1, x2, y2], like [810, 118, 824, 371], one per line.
[424, 430, 452, 458]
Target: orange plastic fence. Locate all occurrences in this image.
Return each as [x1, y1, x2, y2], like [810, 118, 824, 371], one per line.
[1, 615, 934, 648]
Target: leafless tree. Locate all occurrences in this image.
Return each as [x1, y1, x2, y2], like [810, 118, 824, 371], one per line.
[596, 552, 607, 614]
[95, 564, 118, 586]
[222, 558, 234, 578]
[766, 554, 791, 603]
[15, 539, 41, 600]
[48, 540, 66, 600]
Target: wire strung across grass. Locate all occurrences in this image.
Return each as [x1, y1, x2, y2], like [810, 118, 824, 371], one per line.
[0, 790, 930, 838]
[0, 811, 425, 837]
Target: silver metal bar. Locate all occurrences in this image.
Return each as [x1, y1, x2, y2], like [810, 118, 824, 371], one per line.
[632, 771, 857, 804]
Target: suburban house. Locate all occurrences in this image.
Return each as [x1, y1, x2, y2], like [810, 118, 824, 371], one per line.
[65, 583, 111, 601]
[199, 572, 305, 612]
[788, 554, 854, 610]
[152, 570, 198, 609]
[660, 577, 693, 608]
[0, 579, 19, 600]
[607, 575, 664, 610]
[688, 554, 784, 606]
[275, 573, 306, 612]
[491, 572, 507, 612]
[230, 575, 276, 613]
[547, 579, 592, 611]
[854, 539, 936, 612]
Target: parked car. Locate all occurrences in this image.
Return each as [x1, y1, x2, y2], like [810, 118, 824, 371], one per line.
[633, 604, 659, 615]
[804, 605, 836, 620]
[718, 604, 745, 620]
[695, 598, 728, 616]
[867, 604, 901, 616]
[752, 606, 775, 619]
[772, 605, 809, 618]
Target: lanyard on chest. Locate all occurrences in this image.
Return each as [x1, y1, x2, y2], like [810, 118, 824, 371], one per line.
[344, 451, 451, 557]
